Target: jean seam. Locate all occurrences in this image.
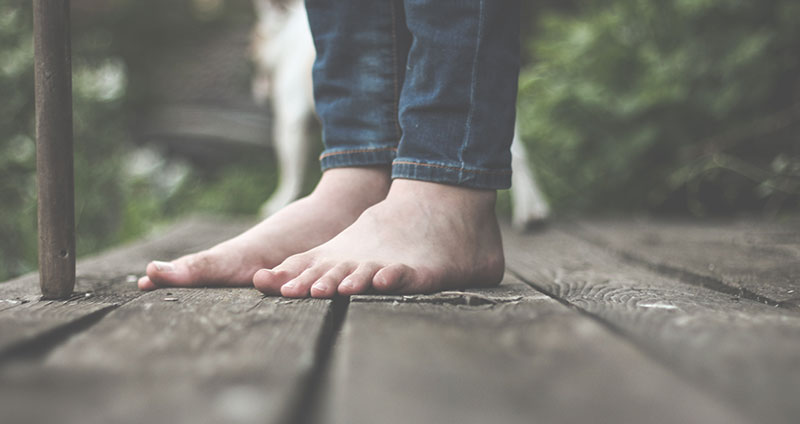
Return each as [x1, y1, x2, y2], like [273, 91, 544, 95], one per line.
[393, 160, 511, 175]
[457, 0, 485, 169]
[319, 146, 398, 160]
[390, 0, 402, 141]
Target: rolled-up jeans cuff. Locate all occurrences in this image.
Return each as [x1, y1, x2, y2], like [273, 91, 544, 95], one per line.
[391, 159, 511, 190]
[319, 146, 398, 171]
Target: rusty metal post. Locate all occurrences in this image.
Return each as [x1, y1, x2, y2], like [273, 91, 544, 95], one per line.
[33, 0, 75, 299]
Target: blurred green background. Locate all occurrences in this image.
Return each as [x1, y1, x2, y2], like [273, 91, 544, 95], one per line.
[1, 0, 798, 281]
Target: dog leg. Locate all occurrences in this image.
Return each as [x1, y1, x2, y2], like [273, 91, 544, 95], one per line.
[260, 82, 312, 218]
[510, 124, 550, 229]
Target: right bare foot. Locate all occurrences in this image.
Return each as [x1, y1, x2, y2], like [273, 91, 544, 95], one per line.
[138, 167, 391, 290]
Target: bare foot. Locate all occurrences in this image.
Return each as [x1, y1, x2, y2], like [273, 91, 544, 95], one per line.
[252, 179, 505, 298]
[138, 167, 391, 290]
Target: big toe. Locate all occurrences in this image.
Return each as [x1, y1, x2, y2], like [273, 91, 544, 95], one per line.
[253, 255, 312, 295]
[138, 276, 159, 291]
[253, 269, 285, 295]
[145, 259, 195, 287]
[373, 264, 417, 293]
[145, 251, 237, 288]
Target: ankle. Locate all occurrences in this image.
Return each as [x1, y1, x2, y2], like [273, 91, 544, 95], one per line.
[388, 179, 497, 212]
[311, 166, 392, 206]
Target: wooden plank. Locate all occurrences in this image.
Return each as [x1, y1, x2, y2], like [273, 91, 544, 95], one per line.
[0, 289, 334, 424]
[505, 226, 800, 424]
[0, 216, 252, 357]
[0, 299, 114, 360]
[573, 218, 800, 308]
[325, 276, 746, 424]
[34, 0, 76, 299]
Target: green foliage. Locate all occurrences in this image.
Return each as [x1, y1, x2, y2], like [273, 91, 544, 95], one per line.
[518, 0, 800, 215]
[1, 3, 49, 278]
[166, 163, 277, 216]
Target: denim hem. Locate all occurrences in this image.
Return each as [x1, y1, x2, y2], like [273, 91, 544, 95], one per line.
[319, 146, 398, 171]
[391, 159, 511, 190]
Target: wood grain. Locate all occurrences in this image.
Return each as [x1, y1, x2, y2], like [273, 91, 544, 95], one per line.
[0, 289, 333, 424]
[574, 218, 800, 308]
[0, 299, 114, 360]
[325, 276, 746, 424]
[0, 217, 253, 357]
[505, 226, 800, 424]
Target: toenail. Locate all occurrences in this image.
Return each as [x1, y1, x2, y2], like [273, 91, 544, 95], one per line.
[341, 278, 355, 289]
[311, 282, 324, 291]
[283, 281, 296, 289]
[152, 261, 175, 272]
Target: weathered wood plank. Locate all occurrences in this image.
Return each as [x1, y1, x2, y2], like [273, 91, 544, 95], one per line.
[505, 226, 800, 424]
[574, 218, 800, 308]
[0, 216, 252, 357]
[0, 299, 113, 360]
[0, 289, 334, 424]
[326, 276, 746, 424]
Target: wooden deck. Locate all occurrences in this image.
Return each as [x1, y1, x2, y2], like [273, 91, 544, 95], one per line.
[1, 217, 798, 424]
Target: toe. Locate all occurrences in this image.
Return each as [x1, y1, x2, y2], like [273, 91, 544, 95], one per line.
[146, 249, 254, 288]
[253, 255, 310, 295]
[281, 264, 330, 298]
[338, 262, 382, 296]
[373, 264, 416, 293]
[145, 253, 206, 287]
[311, 263, 356, 298]
[138, 276, 158, 291]
[145, 259, 183, 286]
[252, 269, 282, 295]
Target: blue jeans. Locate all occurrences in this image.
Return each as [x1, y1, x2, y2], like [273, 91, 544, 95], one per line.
[307, 0, 521, 189]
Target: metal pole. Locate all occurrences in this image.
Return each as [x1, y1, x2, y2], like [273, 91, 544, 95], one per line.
[33, 0, 76, 299]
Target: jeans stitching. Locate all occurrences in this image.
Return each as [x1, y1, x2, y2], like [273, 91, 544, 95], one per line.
[319, 146, 398, 160]
[457, 0, 485, 169]
[393, 160, 511, 175]
[390, 0, 402, 141]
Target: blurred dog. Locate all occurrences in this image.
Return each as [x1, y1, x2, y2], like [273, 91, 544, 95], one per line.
[251, 0, 549, 229]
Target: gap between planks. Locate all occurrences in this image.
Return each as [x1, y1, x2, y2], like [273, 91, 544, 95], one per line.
[321, 274, 747, 424]
[0, 289, 339, 424]
[567, 218, 800, 310]
[0, 217, 349, 424]
[0, 216, 255, 360]
[504, 224, 800, 424]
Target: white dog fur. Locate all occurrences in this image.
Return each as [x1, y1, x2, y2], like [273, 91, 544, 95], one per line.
[251, 0, 549, 229]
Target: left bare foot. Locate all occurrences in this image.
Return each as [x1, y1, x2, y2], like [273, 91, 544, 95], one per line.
[137, 167, 391, 291]
[252, 179, 505, 298]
